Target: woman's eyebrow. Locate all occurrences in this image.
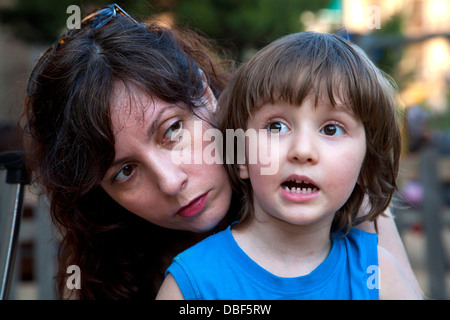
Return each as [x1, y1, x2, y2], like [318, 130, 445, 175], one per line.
[108, 156, 130, 173]
[107, 104, 179, 172]
[146, 104, 179, 138]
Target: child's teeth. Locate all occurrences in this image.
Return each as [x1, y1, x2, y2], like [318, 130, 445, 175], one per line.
[285, 186, 318, 193]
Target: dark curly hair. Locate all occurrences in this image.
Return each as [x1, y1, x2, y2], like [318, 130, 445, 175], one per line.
[22, 8, 233, 299]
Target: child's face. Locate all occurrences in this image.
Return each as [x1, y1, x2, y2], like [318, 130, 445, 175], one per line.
[239, 96, 366, 230]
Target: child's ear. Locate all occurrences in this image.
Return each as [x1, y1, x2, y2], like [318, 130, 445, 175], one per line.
[238, 164, 249, 180]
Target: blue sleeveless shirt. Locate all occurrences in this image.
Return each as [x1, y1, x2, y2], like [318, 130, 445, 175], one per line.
[166, 226, 379, 300]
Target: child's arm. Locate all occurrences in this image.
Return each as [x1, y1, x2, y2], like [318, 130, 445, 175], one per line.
[378, 245, 422, 300]
[155, 273, 185, 300]
[356, 205, 422, 297]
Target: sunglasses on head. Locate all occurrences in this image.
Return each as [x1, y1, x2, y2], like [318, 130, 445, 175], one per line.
[27, 4, 141, 97]
[81, 3, 139, 29]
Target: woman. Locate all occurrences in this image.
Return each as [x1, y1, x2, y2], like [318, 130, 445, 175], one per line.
[22, 4, 420, 299]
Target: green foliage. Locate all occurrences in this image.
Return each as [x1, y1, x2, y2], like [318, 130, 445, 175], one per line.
[0, 0, 159, 44]
[372, 12, 404, 74]
[173, 0, 331, 59]
[0, 0, 71, 43]
[0, 0, 331, 56]
[0, 0, 104, 43]
[353, 12, 409, 90]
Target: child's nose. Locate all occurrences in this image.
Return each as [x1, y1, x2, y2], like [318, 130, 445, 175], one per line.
[287, 128, 319, 165]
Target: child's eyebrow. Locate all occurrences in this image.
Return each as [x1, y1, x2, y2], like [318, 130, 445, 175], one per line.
[328, 101, 352, 112]
[326, 102, 359, 119]
[333, 103, 351, 112]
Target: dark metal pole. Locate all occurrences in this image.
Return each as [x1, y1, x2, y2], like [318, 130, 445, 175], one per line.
[420, 147, 447, 299]
[0, 183, 25, 299]
[0, 151, 29, 300]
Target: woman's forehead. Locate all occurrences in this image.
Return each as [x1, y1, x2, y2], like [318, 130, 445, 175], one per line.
[109, 80, 202, 133]
[109, 81, 161, 129]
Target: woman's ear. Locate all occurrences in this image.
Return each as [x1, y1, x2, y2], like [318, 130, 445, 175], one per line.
[199, 69, 218, 114]
[203, 85, 218, 114]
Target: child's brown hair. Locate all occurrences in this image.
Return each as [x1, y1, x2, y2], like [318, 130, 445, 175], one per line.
[219, 32, 401, 233]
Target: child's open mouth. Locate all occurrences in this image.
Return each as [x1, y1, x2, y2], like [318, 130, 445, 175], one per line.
[281, 179, 319, 194]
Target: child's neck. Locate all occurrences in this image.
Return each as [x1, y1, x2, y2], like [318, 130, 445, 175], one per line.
[231, 215, 333, 278]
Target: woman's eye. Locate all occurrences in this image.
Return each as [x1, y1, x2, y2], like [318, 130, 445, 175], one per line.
[114, 165, 135, 183]
[267, 121, 288, 133]
[321, 124, 345, 136]
[164, 121, 182, 138]
[163, 120, 182, 142]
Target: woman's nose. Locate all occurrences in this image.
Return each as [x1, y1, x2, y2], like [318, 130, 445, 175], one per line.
[149, 155, 188, 196]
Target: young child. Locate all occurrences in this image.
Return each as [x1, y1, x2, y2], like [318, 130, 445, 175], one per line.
[156, 32, 421, 300]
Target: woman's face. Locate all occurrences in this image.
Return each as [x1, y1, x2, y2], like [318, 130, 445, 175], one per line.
[101, 81, 232, 232]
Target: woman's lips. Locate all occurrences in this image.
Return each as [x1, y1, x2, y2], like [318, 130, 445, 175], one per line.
[176, 192, 209, 218]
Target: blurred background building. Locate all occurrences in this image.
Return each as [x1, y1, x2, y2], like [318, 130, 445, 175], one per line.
[0, 0, 449, 299]
[307, 0, 450, 113]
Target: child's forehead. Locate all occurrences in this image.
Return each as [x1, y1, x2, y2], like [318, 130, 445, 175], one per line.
[262, 96, 355, 115]
[258, 86, 354, 111]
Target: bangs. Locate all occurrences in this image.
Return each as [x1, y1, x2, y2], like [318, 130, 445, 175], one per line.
[240, 32, 393, 123]
[219, 31, 401, 234]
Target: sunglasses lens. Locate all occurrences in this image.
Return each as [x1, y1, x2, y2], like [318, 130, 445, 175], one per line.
[90, 7, 115, 29]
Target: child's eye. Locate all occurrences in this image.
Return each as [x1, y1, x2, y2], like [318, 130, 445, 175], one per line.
[113, 164, 135, 183]
[266, 121, 288, 133]
[321, 124, 345, 136]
